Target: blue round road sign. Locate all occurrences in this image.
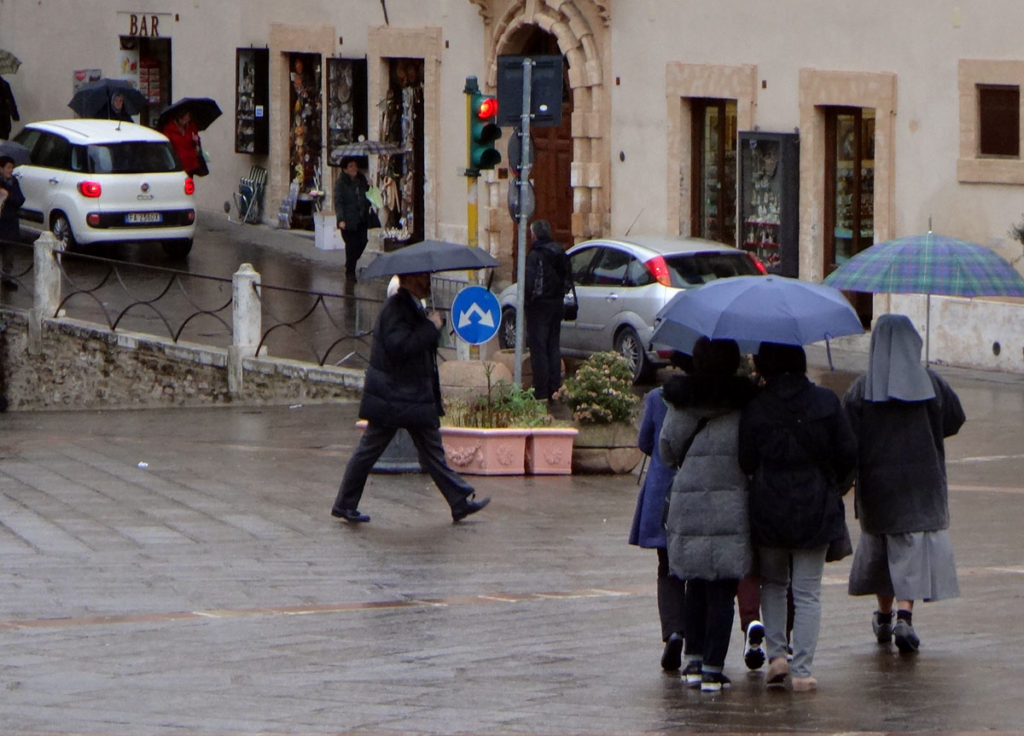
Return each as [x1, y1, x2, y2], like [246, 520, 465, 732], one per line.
[450, 286, 501, 345]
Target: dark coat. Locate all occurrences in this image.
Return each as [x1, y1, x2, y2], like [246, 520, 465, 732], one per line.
[0, 171, 25, 242]
[333, 170, 370, 229]
[0, 76, 19, 139]
[358, 287, 445, 429]
[739, 374, 857, 549]
[629, 387, 673, 548]
[660, 374, 758, 580]
[524, 237, 570, 306]
[842, 370, 965, 535]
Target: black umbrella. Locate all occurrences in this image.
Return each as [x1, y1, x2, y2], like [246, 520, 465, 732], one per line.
[68, 78, 147, 118]
[360, 239, 500, 280]
[0, 139, 31, 166]
[156, 97, 223, 132]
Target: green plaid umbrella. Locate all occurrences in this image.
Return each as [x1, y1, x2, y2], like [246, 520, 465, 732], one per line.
[823, 231, 1024, 297]
[824, 231, 1024, 362]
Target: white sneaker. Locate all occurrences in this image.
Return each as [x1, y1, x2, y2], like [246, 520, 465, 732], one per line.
[743, 620, 766, 670]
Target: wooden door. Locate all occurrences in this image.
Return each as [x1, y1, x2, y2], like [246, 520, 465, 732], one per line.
[531, 100, 573, 246]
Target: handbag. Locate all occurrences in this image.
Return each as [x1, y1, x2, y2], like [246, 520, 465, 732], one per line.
[825, 498, 853, 562]
[563, 283, 578, 321]
[366, 208, 382, 229]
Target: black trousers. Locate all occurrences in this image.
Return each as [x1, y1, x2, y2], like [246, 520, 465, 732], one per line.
[683, 577, 739, 668]
[333, 420, 474, 512]
[341, 225, 368, 276]
[657, 547, 687, 642]
[526, 299, 563, 400]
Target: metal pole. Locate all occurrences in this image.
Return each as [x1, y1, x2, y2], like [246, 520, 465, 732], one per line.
[513, 57, 533, 388]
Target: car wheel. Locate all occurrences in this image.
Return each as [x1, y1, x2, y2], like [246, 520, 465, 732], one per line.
[615, 326, 653, 384]
[50, 212, 77, 250]
[163, 239, 193, 259]
[499, 306, 517, 349]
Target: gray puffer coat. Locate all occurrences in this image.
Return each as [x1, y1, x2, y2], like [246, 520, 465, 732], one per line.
[661, 405, 753, 581]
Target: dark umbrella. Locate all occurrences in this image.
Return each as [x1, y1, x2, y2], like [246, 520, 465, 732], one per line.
[328, 139, 406, 165]
[68, 78, 147, 118]
[650, 275, 863, 355]
[360, 239, 499, 280]
[0, 140, 31, 166]
[155, 97, 223, 132]
[0, 49, 21, 75]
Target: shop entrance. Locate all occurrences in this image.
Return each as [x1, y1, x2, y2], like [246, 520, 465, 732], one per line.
[286, 52, 323, 230]
[824, 106, 876, 326]
[118, 36, 171, 128]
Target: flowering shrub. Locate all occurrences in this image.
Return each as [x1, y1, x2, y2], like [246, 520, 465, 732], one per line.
[554, 351, 639, 425]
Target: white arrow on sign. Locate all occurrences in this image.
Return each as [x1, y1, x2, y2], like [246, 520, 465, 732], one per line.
[457, 302, 496, 330]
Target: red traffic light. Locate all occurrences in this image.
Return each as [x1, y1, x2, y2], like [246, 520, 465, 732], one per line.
[476, 96, 498, 120]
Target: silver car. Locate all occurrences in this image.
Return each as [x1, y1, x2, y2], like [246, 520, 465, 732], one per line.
[498, 235, 765, 382]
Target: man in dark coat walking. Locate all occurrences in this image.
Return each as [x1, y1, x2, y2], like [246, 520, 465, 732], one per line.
[334, 156, 371, 279]
[0, 75, 19, 140]
[331, 271, 490, 523]
[524, 219, 571, 401]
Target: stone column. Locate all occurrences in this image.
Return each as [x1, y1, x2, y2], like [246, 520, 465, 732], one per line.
[229, 263, 261, 396]
[29, 232, 61, 354]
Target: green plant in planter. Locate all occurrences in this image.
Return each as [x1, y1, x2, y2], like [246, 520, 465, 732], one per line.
[554, 351, 639, 425]
[442, 367, 554, 428]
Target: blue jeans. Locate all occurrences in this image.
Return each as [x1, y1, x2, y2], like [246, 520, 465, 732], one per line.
[758, 545, 827, 678]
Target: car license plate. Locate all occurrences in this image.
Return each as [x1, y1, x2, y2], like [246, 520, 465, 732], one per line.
[125, 212, 162, 224]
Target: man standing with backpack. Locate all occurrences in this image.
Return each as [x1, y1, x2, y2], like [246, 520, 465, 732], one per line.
[524, 219, 572, 402]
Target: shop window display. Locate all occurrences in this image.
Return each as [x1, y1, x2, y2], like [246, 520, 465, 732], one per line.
[376, 58, 424, 245]
[235, 48, 269, 155]
[287, 53, 323, 230]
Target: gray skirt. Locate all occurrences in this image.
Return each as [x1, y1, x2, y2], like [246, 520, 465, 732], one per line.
[848, 530, 960, 601]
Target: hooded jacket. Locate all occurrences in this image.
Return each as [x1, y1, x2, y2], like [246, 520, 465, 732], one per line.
[739, 374, 857, 549]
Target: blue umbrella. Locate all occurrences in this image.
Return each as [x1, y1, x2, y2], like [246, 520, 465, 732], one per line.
[650, 275, 863, 355]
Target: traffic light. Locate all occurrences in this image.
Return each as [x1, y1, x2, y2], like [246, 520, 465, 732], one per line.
[468, 90, 502, 174]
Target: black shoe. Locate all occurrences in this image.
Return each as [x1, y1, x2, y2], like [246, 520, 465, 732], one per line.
[661, 632, 683, 671]
[872, 610, 894, 644]
[452, 494, 490, 522]
[332, 507, 370, 523]
[893, 619, 920, 653]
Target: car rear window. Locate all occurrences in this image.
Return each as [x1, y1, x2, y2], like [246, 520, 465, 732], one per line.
[77, 142, 180, 174]
[665, 251, 760, 287]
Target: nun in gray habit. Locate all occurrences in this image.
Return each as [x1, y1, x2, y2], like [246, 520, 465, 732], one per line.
[842, 314, 965, 654]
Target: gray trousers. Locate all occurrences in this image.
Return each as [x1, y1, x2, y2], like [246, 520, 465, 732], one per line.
[759, 545, 827, 678]
[333, 421, 474, 513]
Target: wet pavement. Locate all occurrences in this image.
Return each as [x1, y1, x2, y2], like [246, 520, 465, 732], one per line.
[2, 214, 1024, 734]
[0, 337, 1022, 735]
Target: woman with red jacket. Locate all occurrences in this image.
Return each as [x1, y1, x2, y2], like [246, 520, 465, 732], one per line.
[162, 111, 203, 177]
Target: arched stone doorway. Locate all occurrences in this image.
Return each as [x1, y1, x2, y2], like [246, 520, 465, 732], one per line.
[475, 0, 610, 274]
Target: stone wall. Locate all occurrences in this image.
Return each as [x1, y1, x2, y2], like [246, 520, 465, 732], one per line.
[0, 310, 364, 411]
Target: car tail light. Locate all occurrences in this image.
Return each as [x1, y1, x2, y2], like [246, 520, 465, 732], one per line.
[184, 178, 195, 195]
[747, 252, 768, 275]
[644, 255, 673, 286]
[77, 181, 102, 198]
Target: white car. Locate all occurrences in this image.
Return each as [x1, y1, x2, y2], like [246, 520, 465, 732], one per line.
[12, 119, 197, 257]
[498, 235, 765, 382]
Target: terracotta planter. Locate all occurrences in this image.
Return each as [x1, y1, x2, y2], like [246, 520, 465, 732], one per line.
[525, 427, 579, 475]
[571, 421, 642, 474]
[440, 426, 529, 475]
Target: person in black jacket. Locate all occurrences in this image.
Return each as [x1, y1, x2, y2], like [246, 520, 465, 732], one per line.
[331, 271, 490, 523]
[842, 314, 965, 654]
[334, 156, 371, 279]
[0, 76, 19, 139]
[0, 155, 25, 288]
[739, 342, 857, 692]
[524, 219, 571, 401]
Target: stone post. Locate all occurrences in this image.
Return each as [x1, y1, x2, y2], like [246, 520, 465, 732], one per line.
[29, 232, 61, 354]
[228, 263, 261, 396]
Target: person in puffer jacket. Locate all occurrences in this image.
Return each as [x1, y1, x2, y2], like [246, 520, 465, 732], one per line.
[661, 337, 757, 693]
